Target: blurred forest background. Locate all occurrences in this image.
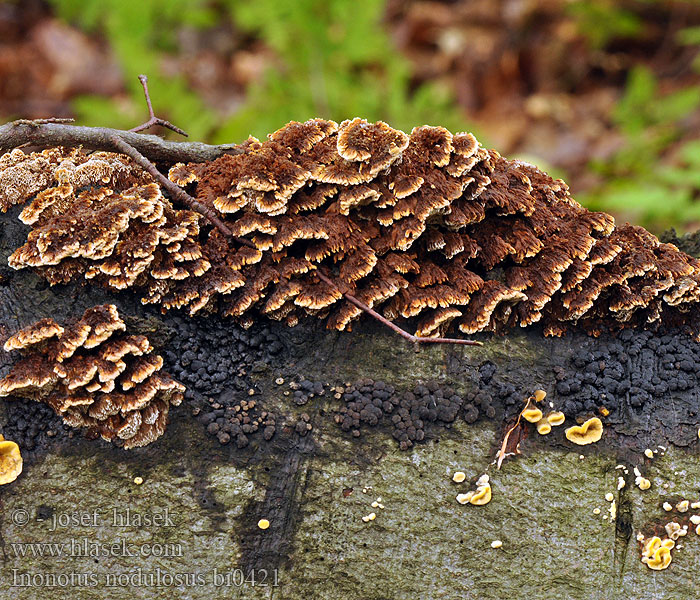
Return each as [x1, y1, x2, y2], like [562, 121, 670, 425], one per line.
[1, 0, 699, 233]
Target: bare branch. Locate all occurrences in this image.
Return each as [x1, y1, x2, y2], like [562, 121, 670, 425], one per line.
[0, 121, 241, 164]
[110, 136, 234, 238]
[130, 75, 189, 137]
[315, 270, 482, 347]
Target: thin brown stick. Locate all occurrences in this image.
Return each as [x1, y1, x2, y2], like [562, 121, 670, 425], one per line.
[130, 75, 189, 137]
[315, 271, 482, 347]
[0, 121, 240, 163]
[110, 136, 234, 237]
[13, 118, 76, 126]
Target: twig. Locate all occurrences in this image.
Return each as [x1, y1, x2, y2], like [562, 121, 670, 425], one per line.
[315, 270, 482, 347]
[110, 136, 234, 238]
[13, 118, 76, 126]
[495, 393, 540, 469]
[0, 121, 240, 163]
[130, 75, 189, 137]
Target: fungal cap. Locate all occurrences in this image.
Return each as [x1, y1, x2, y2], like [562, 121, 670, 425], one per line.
[456, 493, 470, 505]
[452, 471, 466, 483]
[565, 417, 603, 445]
[642, 537, 674, 571]
[546, 411, 565, 426]
[468, 482, 492, 506]
[4, 319, 64, 352]
[636, 477, 651, 491]
[491, 540, 503, 549]
[644, 448, 654, 459]
[257, 518, 270, 530]
[0, 436, 23, 485]
[522, 407, 543, 423]
[533, 390, 546, 402]
[536, 419, 551, 435]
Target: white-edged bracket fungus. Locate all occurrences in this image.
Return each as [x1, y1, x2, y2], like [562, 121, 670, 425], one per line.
[0, 435, 22, 485]
[7, 119, 700, 341]
[565, 417, 603, 445]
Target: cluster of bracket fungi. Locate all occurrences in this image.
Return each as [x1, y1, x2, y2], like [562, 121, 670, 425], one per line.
[3, 117, 700, 341]
[0, 305, 184, 449]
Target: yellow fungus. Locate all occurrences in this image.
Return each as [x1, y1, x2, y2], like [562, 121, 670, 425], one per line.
[646, 546, 673, 570]
[565, 417, 603, 445]
[452, 471, 466, 483]
[617, 477, 625, 491]
[593, 508, 601, 515]
[536, 419, 551, 435]
[0, 435, 23, 485]
[691, 515, 700, 526]
[678, 500, 690, 513]
[663, 502, 673, 512]
[133, 476, 143, 485]
[467, 484, 492, 506]
[599, 407, 610, 417]
[546, 411, 565, 426]
[605, 492, 614, 502]
[644, 448, 654, 459]
[461, 474, 492, 506]
[522, 407, 543, 423]
[533, 390, 546, 402]
[641, 536, 675, 571]
[491, 540, 503, 549]
[636, 477, 651, 491]
[665, 522, 687, 540]
[257, 518, 270, 530]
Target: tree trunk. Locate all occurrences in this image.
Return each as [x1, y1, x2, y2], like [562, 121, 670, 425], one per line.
[1, 208, 699, 600]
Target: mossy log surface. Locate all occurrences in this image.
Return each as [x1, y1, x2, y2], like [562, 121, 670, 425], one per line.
[2, 210, 700, 600]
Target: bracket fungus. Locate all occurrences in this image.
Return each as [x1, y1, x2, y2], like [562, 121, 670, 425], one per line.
[0, 305, 184, 449]
[4, 118, 700, 341]
[0, 434, 22, 485]
[565, 417, 603, 445]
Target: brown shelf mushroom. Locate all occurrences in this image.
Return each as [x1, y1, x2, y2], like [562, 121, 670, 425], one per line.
[5, 119, 700, 340]
[0, 305, 184, 449]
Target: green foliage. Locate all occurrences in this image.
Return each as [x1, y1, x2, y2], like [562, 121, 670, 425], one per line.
[566, 0, 643, 49]
[47, 0, 219, 139]
[581, 65, 700, 231]
[47, 0, 469, 145]
[214, 0, 468, 143]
